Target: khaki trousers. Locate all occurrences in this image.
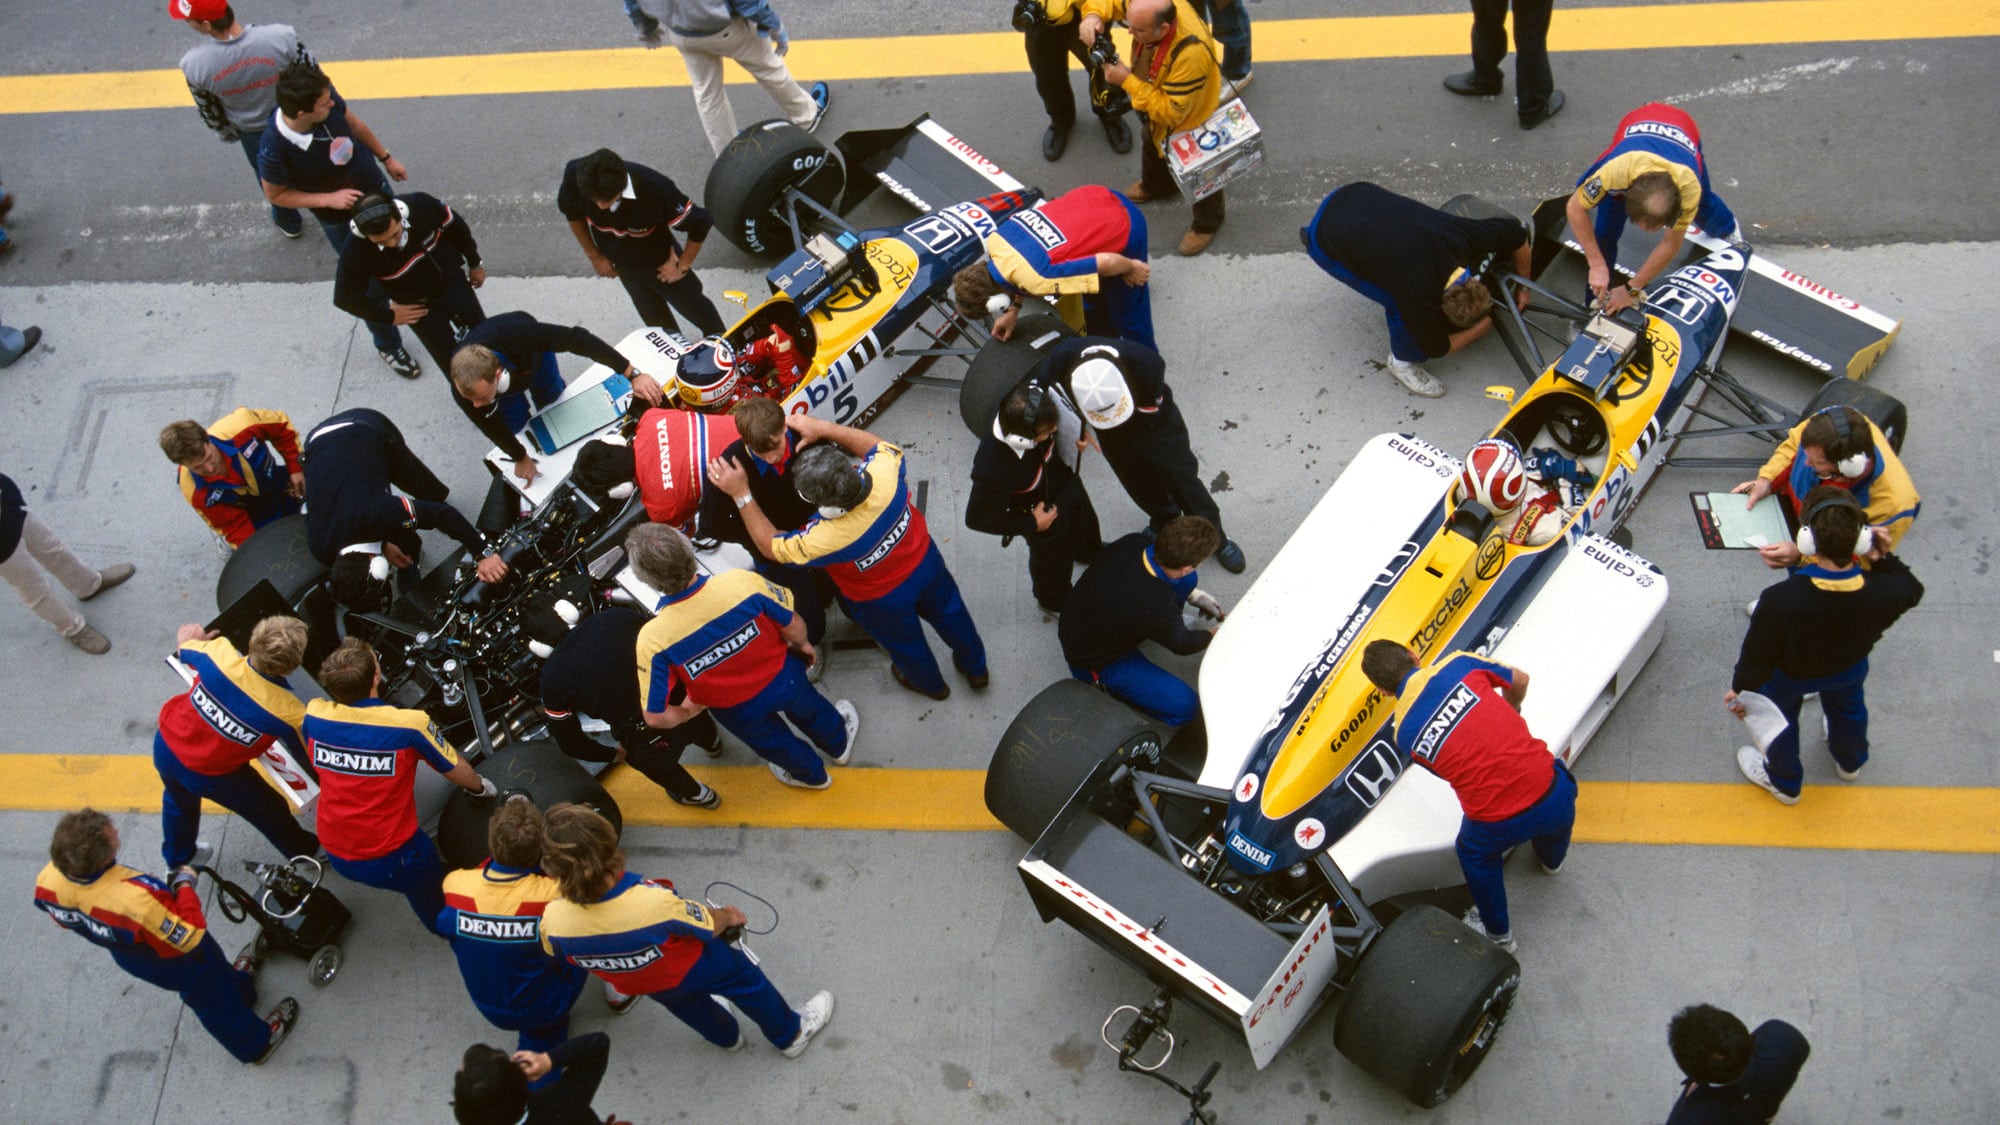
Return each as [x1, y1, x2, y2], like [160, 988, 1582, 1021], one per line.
[669, 19, 818, 154]
[0, 512, 97, 637]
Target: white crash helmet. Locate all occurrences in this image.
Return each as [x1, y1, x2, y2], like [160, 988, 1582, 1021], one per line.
[1459, 438, 1527, 512]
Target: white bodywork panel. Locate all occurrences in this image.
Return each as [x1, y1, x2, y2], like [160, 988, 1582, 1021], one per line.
[1327, 535, 1670, 905]
[1241, 905, 1342, 1068]
[1196, 434, 1460, 791]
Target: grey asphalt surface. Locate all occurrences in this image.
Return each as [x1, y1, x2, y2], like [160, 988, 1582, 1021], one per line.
[2, 4, 1998, 1123]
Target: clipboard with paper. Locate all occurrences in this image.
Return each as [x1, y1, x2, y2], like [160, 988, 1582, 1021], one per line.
[1689, 491, 1793, 550]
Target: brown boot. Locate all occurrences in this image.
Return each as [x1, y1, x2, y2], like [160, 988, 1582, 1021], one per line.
[1178, 229, 1215, 257]
[82, 563, 135, 601]
[1124, 180, 1158, 204]
[67, 625, 110, 655]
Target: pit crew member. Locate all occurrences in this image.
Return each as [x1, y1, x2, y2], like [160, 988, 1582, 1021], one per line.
[1362, 640, 1576, 953]
[950, 184, 1154, 347]
[530, 601, 727, 810]
[1060, 516, 1223, 725]
[1079, 0, 1226, 257]
[305, 638, 496, 934]
[1732, 405, 1919, 570]
[557, 147, 725, 337]
[1012, 0, 1134, 160]
[453, 1033, 627, 1125]
[439, 797, 602, 1069]
[334, 191, 488, 376]
[628, 523, 859, 790]
[34, 808, 298, 1064]
[154, 618, 321, 870]
[1726, 487, 1923, 805]
[1568, 102, 1738, 313]
[966, 379, 1101, 614]
[711, 416, 989, 701]
[301, 408, 507, 606]
[537, 803, 834, 1056]
[450, 312, 667, 486]
[1666, 1004, 1811, 1124]
[1040, 334, 1245, 571]
[158, 407, 303, 547]
[1303, 181, 1532, 398]
[699, 398, 836, 656]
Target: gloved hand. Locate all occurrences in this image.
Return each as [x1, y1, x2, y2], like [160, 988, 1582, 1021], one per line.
[476, 777, 499, 799]
[1188, 589, 1224, 620]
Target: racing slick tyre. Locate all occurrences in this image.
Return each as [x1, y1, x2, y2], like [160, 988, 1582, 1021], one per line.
[217, 515, 327, 613]
[1334, 904, 1521, 1107]
[705, 121, 847, 258]
[1802, 379, 1907, 454]
[958, 312, 1075, 437]
[986, 679, 1164, 842]
[436, 738, 624, 869]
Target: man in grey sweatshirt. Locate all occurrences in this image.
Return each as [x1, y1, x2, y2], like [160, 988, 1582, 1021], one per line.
[171, 0, 313, 238]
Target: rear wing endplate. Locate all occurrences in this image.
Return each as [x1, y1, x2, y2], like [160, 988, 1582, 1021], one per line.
[836, 114, 1028, 215]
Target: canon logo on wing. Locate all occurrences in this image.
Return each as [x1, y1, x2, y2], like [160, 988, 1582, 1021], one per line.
[1778, 270, 1862, 310]
[944, 134, 1003, 175]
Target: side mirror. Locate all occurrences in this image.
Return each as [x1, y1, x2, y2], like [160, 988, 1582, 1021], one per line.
[722, 289, 750, 308]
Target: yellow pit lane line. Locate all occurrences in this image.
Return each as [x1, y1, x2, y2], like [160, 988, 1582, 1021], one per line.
[5, 755, 1996, 853]
[2, 0, 1997, 115]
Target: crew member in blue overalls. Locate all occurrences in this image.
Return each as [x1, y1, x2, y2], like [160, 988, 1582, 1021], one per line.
[1566, 102, 1739, 313]
[951, 184, 1156, 348]
[1059, 516, 1224, 725]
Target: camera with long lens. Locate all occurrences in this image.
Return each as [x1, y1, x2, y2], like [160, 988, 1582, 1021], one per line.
[1010, 0, 1046, 33]
[1086, 29, 1120, 70]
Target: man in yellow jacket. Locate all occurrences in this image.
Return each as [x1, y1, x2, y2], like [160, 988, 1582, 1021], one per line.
[1081, 0, 1224, 256]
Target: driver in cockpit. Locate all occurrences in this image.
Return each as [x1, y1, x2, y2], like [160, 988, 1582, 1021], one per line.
[1458, 437, 1592, 548]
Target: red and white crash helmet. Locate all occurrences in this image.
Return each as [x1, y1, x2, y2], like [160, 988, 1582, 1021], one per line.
[1459, 438, 1526, 512]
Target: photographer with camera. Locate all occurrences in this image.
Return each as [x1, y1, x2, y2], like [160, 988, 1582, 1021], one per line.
[1079, 0, 1225, 256]
[1012, 0, 1134, 161]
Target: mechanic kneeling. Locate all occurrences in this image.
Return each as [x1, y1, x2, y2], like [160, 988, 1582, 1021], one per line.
[1362, 640, 1576, 954]
[528, 598, 727, 810]
[1060, 515, 1224, 726]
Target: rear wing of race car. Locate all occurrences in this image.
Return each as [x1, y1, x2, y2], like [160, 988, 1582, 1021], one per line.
[836, 114, 1028, 215]
[1529, 196, 1901, 380]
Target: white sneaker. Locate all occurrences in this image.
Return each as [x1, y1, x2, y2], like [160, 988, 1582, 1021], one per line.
[604, 981, 639, 1014]
[1745, 598, 1760, 618]
[1836, 763, 1863, 782]
[781, 990, 834, 1058]
[1386, 354, 1445, 398]
[1461, 906, 1518, 953]
[829, 700, 859, 766]
[768, 761, 831, 790]
[1736, 746, 1798, 805]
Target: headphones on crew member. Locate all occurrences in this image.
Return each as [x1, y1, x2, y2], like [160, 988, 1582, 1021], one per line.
[525, 598, 583, 660]
[340, 541, 394, 582]
[1794, 493, 1873, 561]
[1818, 407, 1871, 479]
[349, 197, 411, 239]
[993, 381, 1050, 455]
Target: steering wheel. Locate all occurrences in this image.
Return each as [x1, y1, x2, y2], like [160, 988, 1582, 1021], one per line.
[1544, 398, 1607, 457]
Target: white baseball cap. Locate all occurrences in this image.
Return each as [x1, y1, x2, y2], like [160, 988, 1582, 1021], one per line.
[1071, 358, 1133, 428]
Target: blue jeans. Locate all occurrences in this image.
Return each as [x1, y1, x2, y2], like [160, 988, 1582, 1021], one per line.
[1302, 199, 1429, 363]
[496, 351, 569, 433]
[1456, 763, 1576, 937]
[839, 545, 987, 697]
[1071, 650, 1198, 727]
[1083, 195, 1156, 350]
[1754, 659, 1869, 797]
[112, 935, 270, 1063]
[328, 830, 450, 937]
[1204, 0, 1253, 81]
[649, 940, 801, 1049]
[316, 218, 405, 353]
[235, 130, 301, 233]
[712, 657, 848, 785]
[155, 734, 320, 870]
[0, 314, 25, 360]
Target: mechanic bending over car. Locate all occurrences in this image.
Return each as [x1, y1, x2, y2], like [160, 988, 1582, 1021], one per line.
[557, 146, 726, 339]
[536, 803, 835, 1059]
[159, 407, 304, 548]
[34, 809, 299, 1065]
[1727, 486, 1923, 806]
[1035, 334, 1245, 572]
[450, 311, 670, 486]
[628, 523, 860, 791]
[1362, 640, 1577, 955]
[302, 408, 509, 609]
[1733, 404, 1919, 571]
[527, 599, 728, 810]
[966, 378, 1102, 614]
[1567, 102, 1738, 314]
[439, 797, 615, 1077]
[153, 618, 321, 873]
[1302, 181, 1532, 399]
[711, 414, 991, 702]
[698, 398, 838, 661]
[1060, 515, 1224, 726]
[950, 183, 1155, 348]
[305, 637, 498, 936]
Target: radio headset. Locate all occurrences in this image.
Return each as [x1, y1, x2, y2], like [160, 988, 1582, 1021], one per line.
[1794, 493, 1873, 560]
[1820, 407, 1870, 478]
[349, 197, 410, 238]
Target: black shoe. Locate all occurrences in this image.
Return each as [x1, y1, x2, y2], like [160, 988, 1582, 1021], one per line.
[253, 998, 299, 1064]
[891, 665, 950, 701]
[1101, 114, 1132, 155]
[1042, 122, 1070, 161]
[378, 346, 421, 379]
[1519, 89, 1566, 130]
[1444, 70, 1503, 97]
[1215, 538, 1247, 574]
